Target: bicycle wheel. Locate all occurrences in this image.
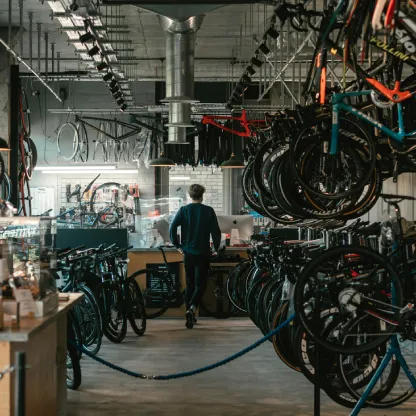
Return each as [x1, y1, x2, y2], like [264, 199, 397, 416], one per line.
[77, 123, 89, 163]
[90, 182, 134, 226]
[1, 172, 11, 201]
[19, 86, 31, 136]
[294, 246, 403, 355]
[57, 122, 79, 161]
[101, 285, 127, 343]
[19, 131, 34, 180]
[226, 261, 250, 313]
[74, 286, 102, 355]
[0, 153, 6, 185]
[124, 276, 147, 336]
[18, 173, 32, 216]
[290, 115, 376, 201]
[131, 269, 174, 319]
[66, 344, 82, 390]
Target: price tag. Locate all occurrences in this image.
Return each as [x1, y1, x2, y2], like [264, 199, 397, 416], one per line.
[13, 289, 37, 318]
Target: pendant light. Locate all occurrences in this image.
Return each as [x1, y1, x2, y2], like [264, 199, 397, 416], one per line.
[0, 138, 10, 151]
[221, 122, 245, 169]
[149, 153, 175, 167]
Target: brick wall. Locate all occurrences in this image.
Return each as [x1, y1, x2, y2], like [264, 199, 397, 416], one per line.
[169, 166, 223, 214]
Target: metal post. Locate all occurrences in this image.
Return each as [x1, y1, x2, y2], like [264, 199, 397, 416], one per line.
[51, 43, 55, 78]
[19, 0, 23, 57]
[57, 51, 60, 73]
[9, 65, 20, 208]
[44, 32, 49, 82]
[8, 0, 13, 64]
[28, 12, 33, 68]
[37, 23, 41, 72]
[15, 352, 26, 416]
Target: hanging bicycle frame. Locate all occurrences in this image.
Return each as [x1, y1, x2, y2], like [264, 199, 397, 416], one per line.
[202, 110, 266, 138]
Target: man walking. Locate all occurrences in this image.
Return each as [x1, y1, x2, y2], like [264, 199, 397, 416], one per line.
[169, 184, 221, 329]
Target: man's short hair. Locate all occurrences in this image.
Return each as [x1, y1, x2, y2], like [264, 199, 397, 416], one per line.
[188, 184, 205, 200]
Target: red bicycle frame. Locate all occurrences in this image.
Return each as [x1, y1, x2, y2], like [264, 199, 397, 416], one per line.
[202, 110, 266, 137]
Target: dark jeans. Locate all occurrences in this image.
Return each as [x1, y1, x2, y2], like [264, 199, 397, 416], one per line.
[183, 253, 210, 310]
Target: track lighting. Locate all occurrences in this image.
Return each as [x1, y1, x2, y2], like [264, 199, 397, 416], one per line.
[246, 66, 256, 76]
[88, 45, 100, 57]
[221, 153, 245, 169]
[97, 61, 108, 71]
[258, 43, 270, 55]
[242, 74, 251, 83]
[251, 56, 263, 67]
[116, 98, 125, 106]
[109, 79, 118, 89]
[102, 72, 113, 82]
[120, 103, 127, 112]
[267, 27, 279, 40]
[114, 91, 123, 100]
[69, 0, 79, 11]
[110, 85, 120, 94]
[79, 32, 95, 44]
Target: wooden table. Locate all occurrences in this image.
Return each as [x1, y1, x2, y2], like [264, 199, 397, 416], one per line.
[0, 293, 83, 416]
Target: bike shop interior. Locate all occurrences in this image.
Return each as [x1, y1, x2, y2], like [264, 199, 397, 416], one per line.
[0, 0, 415, 415]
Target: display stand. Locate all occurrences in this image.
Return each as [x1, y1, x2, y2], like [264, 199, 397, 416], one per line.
[350, 335, 416, 416]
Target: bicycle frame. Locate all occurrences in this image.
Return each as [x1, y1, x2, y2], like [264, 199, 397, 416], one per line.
[330, 90, 416, 155]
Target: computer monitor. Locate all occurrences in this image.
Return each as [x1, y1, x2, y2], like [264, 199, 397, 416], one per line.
[216, 215, 254, 244]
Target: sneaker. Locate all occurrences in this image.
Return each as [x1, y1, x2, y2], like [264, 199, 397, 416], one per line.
[185, 310, 194, 329]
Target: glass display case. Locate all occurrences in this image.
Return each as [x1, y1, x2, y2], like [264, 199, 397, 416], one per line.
[0, 216, 57, 304]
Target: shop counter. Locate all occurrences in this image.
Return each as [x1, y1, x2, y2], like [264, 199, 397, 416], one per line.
[0, 293, 83, 416]
[128, 248, 248, 317]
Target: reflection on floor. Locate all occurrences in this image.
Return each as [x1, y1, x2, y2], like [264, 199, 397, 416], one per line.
[68, 319, 415, 416]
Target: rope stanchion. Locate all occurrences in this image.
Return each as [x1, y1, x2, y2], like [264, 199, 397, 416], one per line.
[72, 314, 295, 381]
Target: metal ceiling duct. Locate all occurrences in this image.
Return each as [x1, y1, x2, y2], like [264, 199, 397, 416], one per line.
[158, 15, 203, 144]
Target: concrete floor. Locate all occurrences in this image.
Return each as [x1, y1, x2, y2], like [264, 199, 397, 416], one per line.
[68, 319, 416, 416]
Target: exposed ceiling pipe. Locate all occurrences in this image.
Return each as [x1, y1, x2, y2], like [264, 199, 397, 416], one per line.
[158, 15, 203, 144]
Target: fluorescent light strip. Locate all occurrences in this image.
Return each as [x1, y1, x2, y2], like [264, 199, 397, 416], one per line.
[41, 169, 138, 174]
[35, 165, 116, 171]
[170, 176, 191, 181]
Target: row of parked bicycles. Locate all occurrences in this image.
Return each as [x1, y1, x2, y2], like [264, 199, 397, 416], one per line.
[227, 193, 416, 410]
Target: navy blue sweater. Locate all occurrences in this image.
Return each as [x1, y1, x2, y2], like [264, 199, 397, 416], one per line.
[169, 203, 221, 256]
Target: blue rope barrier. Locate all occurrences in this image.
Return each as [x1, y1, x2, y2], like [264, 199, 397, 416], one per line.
[72, 313, 295, 381]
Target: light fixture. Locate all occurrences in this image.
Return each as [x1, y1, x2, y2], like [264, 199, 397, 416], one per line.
[102, 72, 113, 82]
[221, 153, 245, 168]
[251, 56, 263, 67]
[242, 74, 251, 83]
[258, 43, 270, 55]
[109, 79, 117, 89]
[120, 103, 128, 112]
[41, 169, 139, 174]
[170, 176, 191, 181]
[35, 165, 116, 171]
[267, 27, 279, 40]
[149, 153, 175, 167]
[116, 98, 125, 106]
[69, 0, 79, 12]
[88, 45, 100, 57]
[0, 138, 10, 151]
[97, 61, 108, 71]
[79, 32, 95, 44]
[246, 66, 256, 75]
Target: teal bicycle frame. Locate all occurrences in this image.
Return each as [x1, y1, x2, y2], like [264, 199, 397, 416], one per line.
[330, 90, 416, 155]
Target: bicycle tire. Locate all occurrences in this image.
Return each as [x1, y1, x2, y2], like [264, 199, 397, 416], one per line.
[19, 87, 31, 137]
[57, 122, 79, 161]
[102, 286, 128, 343]
[290, 115, 376, 200]
[66, 343, 82, 390]
[131, 269, 174, 319]
[124, 276, 147, 336]
[294, 245, 404, 355]
[77, 122, 89, 163]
